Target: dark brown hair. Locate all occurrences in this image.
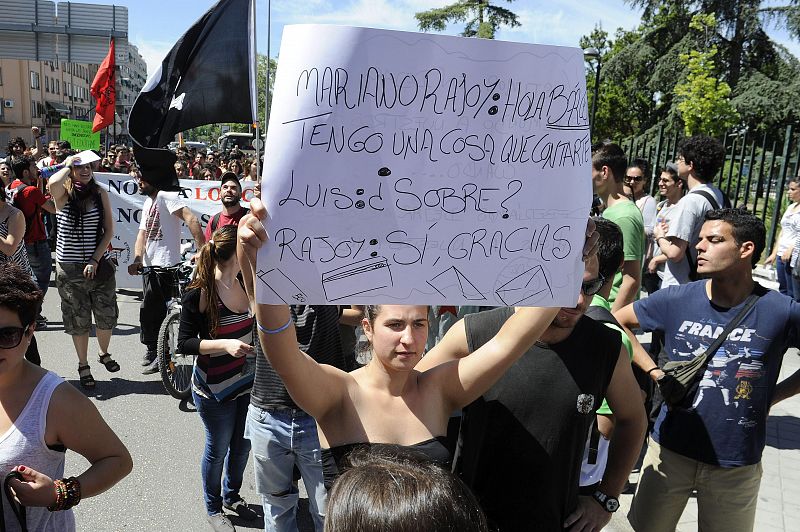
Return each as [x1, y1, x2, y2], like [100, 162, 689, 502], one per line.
[326, 447, 488, 532]
[189, 225, 238, 336]
[0, 262, 43, 328]
[592, 141, 627, 182]
[678, 135, 725, 182]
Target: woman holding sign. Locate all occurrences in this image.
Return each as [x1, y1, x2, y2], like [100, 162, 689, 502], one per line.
[48, 152, 120, 388]
[237, 197, 597, 489]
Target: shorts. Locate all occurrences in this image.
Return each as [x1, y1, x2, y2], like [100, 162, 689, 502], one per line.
[55, 262, 118, 335]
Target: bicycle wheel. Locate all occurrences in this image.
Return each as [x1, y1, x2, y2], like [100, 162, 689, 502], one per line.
[157, 310, 195, 400]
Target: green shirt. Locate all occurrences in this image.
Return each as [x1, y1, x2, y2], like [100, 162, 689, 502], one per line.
[590, 294, 633, 415]
[602, 199, 645, 304]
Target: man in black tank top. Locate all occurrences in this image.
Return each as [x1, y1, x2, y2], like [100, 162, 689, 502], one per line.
[426, 257, 646, 531]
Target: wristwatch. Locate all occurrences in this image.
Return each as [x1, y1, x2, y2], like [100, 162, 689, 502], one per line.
[592, 490, 620, 513]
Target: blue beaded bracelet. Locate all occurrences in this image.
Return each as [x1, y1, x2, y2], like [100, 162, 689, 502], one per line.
[257, 318, 293, 334]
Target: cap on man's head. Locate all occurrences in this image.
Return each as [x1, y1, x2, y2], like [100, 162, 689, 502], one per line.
[220, 171, 241, 190]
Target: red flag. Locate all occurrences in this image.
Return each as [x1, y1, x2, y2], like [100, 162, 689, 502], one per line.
[90, 38, 116, 133]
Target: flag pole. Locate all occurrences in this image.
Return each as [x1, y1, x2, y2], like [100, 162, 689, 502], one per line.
[252, 0, 260, 183]
[110, 33, 116, 146]
[258, 0, 271, 183]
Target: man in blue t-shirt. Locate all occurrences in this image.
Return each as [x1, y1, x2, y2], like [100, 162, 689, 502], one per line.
[616, 208, 800, 531]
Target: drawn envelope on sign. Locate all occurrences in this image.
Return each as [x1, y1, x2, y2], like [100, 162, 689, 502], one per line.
[257, 268, 308, 305]
[495, 265, 553, 306]
[322, 257, 393, 301]
[427, 266, 486, 301]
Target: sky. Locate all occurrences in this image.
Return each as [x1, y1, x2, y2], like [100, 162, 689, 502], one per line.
[97, 0, 800, 77]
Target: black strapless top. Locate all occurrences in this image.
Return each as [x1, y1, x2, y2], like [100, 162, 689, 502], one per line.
[321, 435, 452, 490]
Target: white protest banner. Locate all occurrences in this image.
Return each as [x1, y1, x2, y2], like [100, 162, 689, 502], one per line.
[93, 173, 255, 289]
[258, 25, 592, 306]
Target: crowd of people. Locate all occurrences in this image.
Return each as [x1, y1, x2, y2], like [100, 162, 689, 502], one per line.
[1, 128, 799, 532]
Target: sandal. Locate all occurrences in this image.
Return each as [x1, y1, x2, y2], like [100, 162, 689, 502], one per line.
[78, 365, 96, 388]
[98, 353, 121, 373]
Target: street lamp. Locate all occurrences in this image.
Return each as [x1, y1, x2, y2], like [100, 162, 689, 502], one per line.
[583, 47, 601, 138]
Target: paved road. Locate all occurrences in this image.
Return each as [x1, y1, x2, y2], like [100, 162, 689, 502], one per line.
[34, 278, 800, 531]
[37, 286, 316, 532]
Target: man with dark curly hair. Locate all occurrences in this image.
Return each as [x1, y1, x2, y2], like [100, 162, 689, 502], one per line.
[5, 127, 43, 159]
[617, 208, 800, 531]
[652, 135, 729, 287]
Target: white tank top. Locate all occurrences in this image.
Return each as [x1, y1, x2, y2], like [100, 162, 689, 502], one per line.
[0, 371, 75, 531]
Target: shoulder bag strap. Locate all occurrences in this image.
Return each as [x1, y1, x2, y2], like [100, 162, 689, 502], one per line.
[690, 189, 721, 211]
[3, 471, 27, 532]
[689, 292, 760, 379]
[684, 190, 721, 277]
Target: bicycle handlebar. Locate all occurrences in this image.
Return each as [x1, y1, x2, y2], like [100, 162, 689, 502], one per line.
[139, 262, 190, 275]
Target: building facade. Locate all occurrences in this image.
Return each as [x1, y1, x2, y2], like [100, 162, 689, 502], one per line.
[0, 0, 132, 156]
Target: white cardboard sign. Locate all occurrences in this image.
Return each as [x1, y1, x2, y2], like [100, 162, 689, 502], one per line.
[257, 25, 592, 306]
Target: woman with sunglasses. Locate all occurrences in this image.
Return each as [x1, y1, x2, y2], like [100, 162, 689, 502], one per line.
[0, 262, 132, 531]
[48, 154, 120, 388]
[623, 159, 657, 242]
[237, 197, 598, 489]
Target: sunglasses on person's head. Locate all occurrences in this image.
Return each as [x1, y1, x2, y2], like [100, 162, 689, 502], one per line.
[0, 326, 29, 349]
[624, 175, 644, 182]
[581, 274, 605, 296]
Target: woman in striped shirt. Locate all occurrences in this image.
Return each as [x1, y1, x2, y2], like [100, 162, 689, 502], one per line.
[176, 225, 257, 530]
[48, 154, 120, 389]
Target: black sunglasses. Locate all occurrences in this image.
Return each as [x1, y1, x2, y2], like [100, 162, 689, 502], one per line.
[0, 326, 29, 349]
[581, 274, 606, 296]
[624, 175, 644, 182]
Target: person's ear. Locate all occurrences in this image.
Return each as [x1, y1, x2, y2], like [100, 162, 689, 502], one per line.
[362, 317, 373, 343]
[740, 241, 755, 262]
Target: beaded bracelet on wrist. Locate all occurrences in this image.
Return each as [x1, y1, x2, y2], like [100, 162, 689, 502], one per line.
[47, 477, 81, 512]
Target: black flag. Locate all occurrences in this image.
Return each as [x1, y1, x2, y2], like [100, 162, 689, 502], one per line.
[129, 0, 256, 149]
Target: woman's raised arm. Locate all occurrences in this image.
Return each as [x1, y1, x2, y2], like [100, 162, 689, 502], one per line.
[424, 306, 559, 410]
[237, 198, 349, 419]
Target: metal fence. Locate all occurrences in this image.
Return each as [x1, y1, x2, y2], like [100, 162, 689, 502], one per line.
[620, 124, 799, 257]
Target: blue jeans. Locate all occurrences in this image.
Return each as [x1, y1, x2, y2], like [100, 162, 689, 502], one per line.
[777, 256, 794, 299]
[25, 240, 52, 298]
[192, 390, 252, 516]
[244, 405, 326, 532]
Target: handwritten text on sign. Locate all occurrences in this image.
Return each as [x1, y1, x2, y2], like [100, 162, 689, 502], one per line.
[258, 25, 592, 306]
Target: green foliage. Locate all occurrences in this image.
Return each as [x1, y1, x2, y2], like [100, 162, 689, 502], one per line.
[415, 0, 520, 39]
[674, 14, 739, 136]
[580, 1, 800, 141]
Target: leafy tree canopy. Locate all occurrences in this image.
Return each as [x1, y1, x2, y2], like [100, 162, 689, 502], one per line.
[416, 0, 520, 39]
[581, 0, 800, 141]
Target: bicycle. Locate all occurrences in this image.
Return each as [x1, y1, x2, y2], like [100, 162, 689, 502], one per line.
[149, 257, 196, 400]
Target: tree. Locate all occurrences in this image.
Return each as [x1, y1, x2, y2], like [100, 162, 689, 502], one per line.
[578, 1, 800, 141]
[628, 1, 800, 87]
[674, 14, 739, 135]
[415, 0, 520, 39]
